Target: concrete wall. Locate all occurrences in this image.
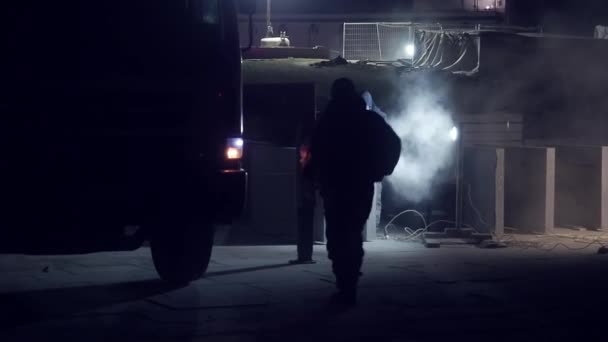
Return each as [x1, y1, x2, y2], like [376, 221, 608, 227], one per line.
[504, 146, 555, 233]
[414, 0, 463, 10]
[525, 143, 608, 231]
[462, 144, 608, 236]
[238, 3, 505, 54]
[414, 0, 505, 12]
[479, 33, 608, 146]
[252, 0, 505, 14]
[464, 0, 506, 12]
[240, 21, 344, 52]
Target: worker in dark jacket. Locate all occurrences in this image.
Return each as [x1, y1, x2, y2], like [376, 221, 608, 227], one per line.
[289, 135, 317, 265]
[311, 78, 401, 307]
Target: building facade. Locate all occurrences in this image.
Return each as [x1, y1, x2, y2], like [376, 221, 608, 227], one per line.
[240, 0, 506, 54]
[415, 0, 505, 12]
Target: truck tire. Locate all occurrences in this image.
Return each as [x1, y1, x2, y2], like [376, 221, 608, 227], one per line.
[150, 222, 214, 284]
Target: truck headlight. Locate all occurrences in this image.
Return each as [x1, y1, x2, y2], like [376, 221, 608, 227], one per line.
[226, 138, 244, 160]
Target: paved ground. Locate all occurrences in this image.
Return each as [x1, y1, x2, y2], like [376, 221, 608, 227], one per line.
[1, 238, 607, 342]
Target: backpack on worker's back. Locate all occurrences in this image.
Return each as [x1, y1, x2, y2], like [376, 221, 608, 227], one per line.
[311, 99, 402, 186]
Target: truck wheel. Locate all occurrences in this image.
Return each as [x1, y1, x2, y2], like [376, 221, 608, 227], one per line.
[150, 222, 214, 284]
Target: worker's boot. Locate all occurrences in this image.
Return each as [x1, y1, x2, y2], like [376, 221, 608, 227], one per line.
[330, 288, 357, 307]
[330, 276, 358, 308]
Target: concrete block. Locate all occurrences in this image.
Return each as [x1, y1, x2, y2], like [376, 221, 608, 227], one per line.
[504, 146, 555, 234]
[462, 146, 505, 236]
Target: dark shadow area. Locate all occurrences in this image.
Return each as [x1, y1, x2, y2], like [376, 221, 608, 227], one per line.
[257, 256, 608, 342]
[3, 249, 608, 341]
[0, 279, 181, 329]
[205, 263, 296, 277]
[216, 223, 299, 246]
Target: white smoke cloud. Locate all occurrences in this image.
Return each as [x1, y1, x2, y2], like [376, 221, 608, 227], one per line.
[387, 83, 456, 203]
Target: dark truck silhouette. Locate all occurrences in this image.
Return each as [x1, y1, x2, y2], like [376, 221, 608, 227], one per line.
[0, 0, 256, 284]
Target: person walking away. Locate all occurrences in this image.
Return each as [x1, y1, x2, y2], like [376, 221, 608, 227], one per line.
[289, 136, 317, 265]
[311, 79, 401, 307]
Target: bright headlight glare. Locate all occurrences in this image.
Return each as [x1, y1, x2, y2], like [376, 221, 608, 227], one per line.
[226, 147, 241, 160]
[226, 138, 244, 160]
[405, 44, 415, 58]
[228, 137, 243, 148]
[449, 126, 459, 142]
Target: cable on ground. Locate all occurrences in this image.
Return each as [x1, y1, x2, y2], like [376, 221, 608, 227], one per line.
[385, 188, 608, 253]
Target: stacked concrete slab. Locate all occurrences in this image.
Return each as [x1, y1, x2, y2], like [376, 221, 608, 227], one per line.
[464, 142, 608, 236]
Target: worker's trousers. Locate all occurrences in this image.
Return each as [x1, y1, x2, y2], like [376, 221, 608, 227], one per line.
[322, 183, 374, 293]
[296, 179, 316, 261]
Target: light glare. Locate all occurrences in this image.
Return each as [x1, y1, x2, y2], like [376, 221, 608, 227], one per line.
[226, 138, 244, 160]
[405, 44, 415, 58]
[226, 147, 241, 160]
[449, 126, 459, 142]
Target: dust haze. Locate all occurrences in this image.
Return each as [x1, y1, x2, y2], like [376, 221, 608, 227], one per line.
[386, 78, 456, 203]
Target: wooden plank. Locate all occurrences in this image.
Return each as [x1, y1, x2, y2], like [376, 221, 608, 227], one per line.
[457, 113, 523, 123]
[545, 148, 556, 234]
[464, 132, 523, 141]
[495, 148, 505, 236]
[465, 137, 523, 146]
[462, 123, 524, 132]
[602, 147, 608, 230]
[466, 138, 522, 145]
[465, 134, 523, 139]
[467, 141, 522, 146]
[526, 139, 608, 148]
